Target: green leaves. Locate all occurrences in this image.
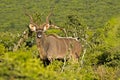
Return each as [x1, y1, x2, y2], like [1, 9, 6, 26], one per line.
[0, 0, 120, 79]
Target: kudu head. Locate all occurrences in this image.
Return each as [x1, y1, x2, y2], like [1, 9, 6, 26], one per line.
[26, 13, 52, 38]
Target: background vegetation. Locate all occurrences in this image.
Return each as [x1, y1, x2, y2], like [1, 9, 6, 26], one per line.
[0, 0, 120, 80]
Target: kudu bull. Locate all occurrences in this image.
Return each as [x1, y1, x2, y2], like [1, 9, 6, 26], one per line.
[27, 13, 82, 64]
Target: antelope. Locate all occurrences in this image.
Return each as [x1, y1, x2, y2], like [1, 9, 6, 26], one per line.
[27, 13, 82, 63]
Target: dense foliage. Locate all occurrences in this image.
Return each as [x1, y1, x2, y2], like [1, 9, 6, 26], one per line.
[0, 0, 120, 80]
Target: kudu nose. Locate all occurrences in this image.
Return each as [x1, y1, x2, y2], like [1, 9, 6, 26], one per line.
[37, 30, 43, 38]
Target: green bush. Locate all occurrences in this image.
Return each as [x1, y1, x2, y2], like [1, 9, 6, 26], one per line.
[0, 0, 120, 79]
[0, 44, 5, 54]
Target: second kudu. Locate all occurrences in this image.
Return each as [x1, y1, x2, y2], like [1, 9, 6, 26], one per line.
[27, 13, 82, 64]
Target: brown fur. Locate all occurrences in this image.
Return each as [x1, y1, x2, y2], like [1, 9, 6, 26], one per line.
[36, 32, 82, 62]
[27, 13, 82, 62]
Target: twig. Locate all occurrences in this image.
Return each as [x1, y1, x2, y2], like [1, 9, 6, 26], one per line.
[80, 34, 88, 68]
[61, 56, 67, 72]
[13, 28, 29, 52]
[80, 48, 86, 68]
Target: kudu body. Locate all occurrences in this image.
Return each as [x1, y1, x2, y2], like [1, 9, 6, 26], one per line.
[27, 13, 82, 62]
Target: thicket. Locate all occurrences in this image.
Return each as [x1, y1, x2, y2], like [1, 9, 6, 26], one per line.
[0, 0, 120, 80]
[0, 15, 120, 80]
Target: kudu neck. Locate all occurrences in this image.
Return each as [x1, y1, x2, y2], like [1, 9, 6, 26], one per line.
[41, 33, 46, 43]
[36, 32, 48, 60]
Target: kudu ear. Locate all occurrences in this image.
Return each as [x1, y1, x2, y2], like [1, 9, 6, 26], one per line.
[29, 23, 37, 32]
[43, 24, 50, 32]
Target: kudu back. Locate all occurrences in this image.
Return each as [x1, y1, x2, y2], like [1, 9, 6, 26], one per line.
[27, 13, 82, 62]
